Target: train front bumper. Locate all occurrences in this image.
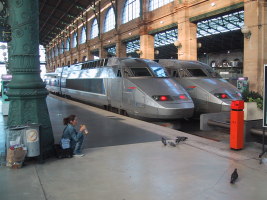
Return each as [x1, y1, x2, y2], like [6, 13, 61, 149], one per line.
[130, 102, 195, 120]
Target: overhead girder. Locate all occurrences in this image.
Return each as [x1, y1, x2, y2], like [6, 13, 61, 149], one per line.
[40, 0, 64, 32]
[41, 0, 82, 44]
[39, 0, 92, 45]
[40, 0, 47, 14]
[40, 3, 66, 15]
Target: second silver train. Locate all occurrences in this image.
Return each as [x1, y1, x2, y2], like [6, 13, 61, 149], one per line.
[157, 59, 242, 114]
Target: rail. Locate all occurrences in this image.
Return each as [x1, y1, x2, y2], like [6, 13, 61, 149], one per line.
[207, 120, 266, 137]
[207, 119, 230, 129]
[250, 128, 266, 136]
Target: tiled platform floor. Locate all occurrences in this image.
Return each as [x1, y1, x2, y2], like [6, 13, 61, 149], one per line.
[1, 95, 267, 200]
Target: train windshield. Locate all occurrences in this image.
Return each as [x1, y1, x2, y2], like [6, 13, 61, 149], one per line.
[130, 68, 152, 77]
[205, 68, 221, 78]
[186, 68, 208, 77]
[150, 66, 169, 77]
[146, 61, 169, 77]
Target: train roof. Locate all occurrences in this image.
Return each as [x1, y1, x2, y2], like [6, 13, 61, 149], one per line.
[67, 57, 162, 70]
[118, 58, 159, 68]
[57, 58, 168, 79]
[157, 59, 210, 69]
[157, 59, 221, 78]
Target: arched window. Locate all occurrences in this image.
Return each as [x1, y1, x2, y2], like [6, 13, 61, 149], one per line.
[91, 18, 99, 39]
[148, 0, 173, 11]
[60, 42, 65, 54]
[66, 37, 70, 51]
[51, 48, 54, 57]
[55, 45, 59, 56]
[122, 0, 140, 24]
[54, 47, 57, 57]
[72, 32, 78, 48]
[80, 26, 86, 44]
[104, 7, 115, 32]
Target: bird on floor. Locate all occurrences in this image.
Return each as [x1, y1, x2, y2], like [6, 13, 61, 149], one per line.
[230, 168, 238, 184]
[175, 136, 188, 144]
[161, 137, 167, 146]
[168, 141, 176, 147]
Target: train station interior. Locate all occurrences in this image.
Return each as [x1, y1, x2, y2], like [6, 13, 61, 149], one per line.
[0, 0, 267, 200]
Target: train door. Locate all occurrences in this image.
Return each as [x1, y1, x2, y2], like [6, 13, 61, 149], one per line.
[109, 67, 123, 109]
[59, 68, 63, 95]
[122, 68, 134, 109]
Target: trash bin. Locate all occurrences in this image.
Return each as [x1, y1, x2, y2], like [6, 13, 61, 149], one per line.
[7, 126, 27, 149]
[22, 124, 40, 157]
[7, 126, 28, 168]
[8, 124, 40, 157]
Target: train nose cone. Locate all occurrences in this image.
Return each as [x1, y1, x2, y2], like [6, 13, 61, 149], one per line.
[129, 78, 194, 119]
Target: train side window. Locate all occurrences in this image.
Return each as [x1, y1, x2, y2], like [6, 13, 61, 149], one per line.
[186, 68, 207, 77]
[178, 69, 190, 77]
[117, 70, 122, 77]
[165, 68, 171, 75]
[123, 69, 132, 77]
[130, 68, 151, 77]
[172, 70, 179, 77]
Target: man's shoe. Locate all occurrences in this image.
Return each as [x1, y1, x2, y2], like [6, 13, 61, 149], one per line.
[73, 153, 84, 157]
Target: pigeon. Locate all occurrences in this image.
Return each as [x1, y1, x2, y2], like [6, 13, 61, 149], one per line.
[175, 136, 188, 144]
[230, 168, 238, 184]
[180, 137, 188, 141]
[168, 141, 176, 147]
[175, 137, 183, 144]
[161, 137, 167, 146]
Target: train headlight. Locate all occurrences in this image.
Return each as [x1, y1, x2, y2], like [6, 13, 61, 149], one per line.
[178, 94, 188, 100]
[214, 93, 229, 99]
[152, 95, 173, 101]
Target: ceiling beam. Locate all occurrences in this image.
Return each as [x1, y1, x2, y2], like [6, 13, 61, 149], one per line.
[40, 3, 66, 14]
[40, 0, 47, 14]
[40, 0, 64, 32]
[41, 0, 81, 43]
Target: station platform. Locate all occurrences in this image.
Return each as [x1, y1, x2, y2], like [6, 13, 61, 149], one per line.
[1, 95, 267, 200]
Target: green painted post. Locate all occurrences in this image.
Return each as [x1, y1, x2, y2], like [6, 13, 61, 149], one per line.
[7, 0, 54, 158]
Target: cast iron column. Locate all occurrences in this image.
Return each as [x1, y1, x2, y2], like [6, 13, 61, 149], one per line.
[7, 0, 54, 157]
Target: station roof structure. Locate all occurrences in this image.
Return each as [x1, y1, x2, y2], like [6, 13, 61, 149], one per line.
[39, 1, 244, 57]
[39, 0, 93, 46]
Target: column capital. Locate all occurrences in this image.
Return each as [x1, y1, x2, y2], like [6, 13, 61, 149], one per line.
[139, 25, 148, 36]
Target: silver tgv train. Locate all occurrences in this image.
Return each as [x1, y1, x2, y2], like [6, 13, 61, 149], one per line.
[44, 57, 195, 120]
[157, 59, 242, 114]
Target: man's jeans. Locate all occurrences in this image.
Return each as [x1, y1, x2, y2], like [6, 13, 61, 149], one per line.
[73, 134, 84, 154]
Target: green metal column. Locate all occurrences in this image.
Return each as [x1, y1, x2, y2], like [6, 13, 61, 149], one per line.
[7, 0, 54, 157]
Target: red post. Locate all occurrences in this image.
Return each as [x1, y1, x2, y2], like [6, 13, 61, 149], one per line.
[230, 100, 244, 150]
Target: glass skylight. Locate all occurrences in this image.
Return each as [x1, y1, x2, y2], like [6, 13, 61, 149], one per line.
[154, 28, 178, 47]
[126, 39, 140, 53]
[197, 11, 244, 38]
